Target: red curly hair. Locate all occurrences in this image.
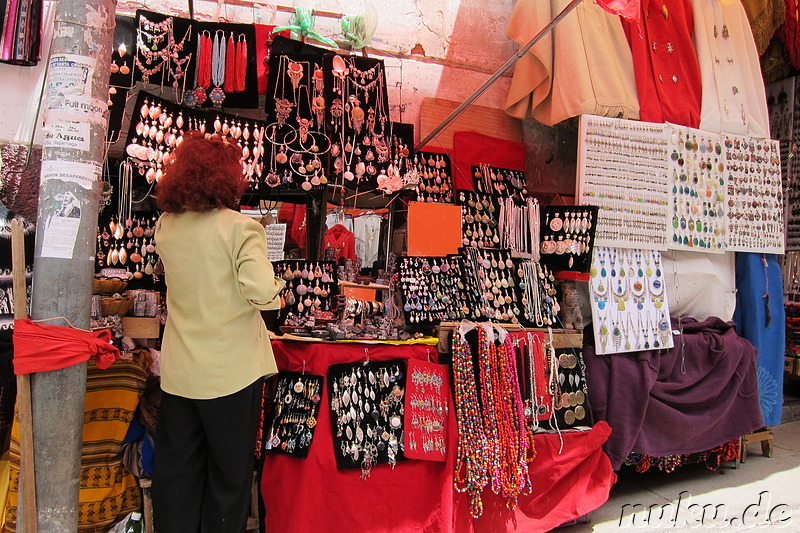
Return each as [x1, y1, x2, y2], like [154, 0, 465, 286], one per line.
[156, 131, 247, 213]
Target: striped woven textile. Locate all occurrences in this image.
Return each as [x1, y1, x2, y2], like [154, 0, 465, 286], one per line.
[1, 348, 150, 531]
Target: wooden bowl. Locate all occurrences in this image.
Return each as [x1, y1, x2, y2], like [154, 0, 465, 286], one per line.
[100, 294, 134, 316]
[93, 278, 129, 295]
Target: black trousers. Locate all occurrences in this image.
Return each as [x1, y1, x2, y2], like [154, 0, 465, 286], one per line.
[152, 378, 264, 533]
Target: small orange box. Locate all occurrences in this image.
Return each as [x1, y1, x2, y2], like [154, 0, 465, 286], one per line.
[407, 201, 462, 257]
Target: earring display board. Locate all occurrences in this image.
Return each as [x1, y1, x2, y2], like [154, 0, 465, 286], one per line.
[578, 114, 785, 254]
[576, 114, 671, 250]
[274, 260, 338, 325]
[722, 134, 784, 253]
[666, 124, 727, 253]
[539, 206, 598, 273]
[396, 256, 466, 324]
[449, 254, 485, 322]
[403, 359, 449, 462]
[265, 371, 324, 458]
[413, 151, 454, 204]
[125, 91, 280, 191]
[472, 164, 528, 201]
[589, 246, 673, 356]
[125, 91, 204, 185]
[328, 359, 407, 476]
[456, 191, 500, 249]
[550, 349, 589, 428]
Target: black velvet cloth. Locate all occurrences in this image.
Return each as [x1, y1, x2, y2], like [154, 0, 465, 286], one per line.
[584, 316, 763, 469]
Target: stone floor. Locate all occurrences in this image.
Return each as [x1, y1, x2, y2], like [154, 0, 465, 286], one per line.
[558, 381, 800, 533]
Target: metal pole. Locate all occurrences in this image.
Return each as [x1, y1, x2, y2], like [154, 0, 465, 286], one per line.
[28, 0, 116, 530]
[416, 0, 583, 149]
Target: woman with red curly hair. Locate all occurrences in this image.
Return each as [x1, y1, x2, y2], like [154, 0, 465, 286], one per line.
[152, 132, 284, 533]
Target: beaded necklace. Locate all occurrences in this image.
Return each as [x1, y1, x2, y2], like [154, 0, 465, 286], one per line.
[451, 328, 489, 518]
[493, 335, 533, 506]
[476, 326, 501, 494]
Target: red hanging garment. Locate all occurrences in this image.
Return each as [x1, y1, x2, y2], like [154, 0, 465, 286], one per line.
[12, 318, 121, 374]
[621, 0, 702, 127]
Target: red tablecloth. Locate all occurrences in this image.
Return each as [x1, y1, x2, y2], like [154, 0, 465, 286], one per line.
[262, 339, 616, 533]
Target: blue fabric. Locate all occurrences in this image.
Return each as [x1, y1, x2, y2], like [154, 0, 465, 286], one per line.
[733, 253, 785, 427]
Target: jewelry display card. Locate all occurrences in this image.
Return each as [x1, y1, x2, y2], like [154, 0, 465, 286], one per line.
[107, 15, 135, 142]
[264, 36, 331, 191]
[722, 134, 784, 253]
[403, 359, 449, 462]
[328, 359, 406, 476]
[96, 210, 160, 279]
[134, 10, 195, 89]
[191, 21, 259, 109]
[396, 256, 466, 324]
[539, 206, 598, 273]
[497, 196, 541, 259]
[666, 124, 727, 253]
[323, 52, 391, 192]
[265, 371, 324, 458]
[264, 223, 286, 262]
[578, 114, 785, 255]
[274, 261, 338, 325]
[589, 246, 673, 355]
[517, 260, 559, 328]
[509, 331, 552, 423]
[577, 114, 671, 251]
[472, 164, 528, 201]
[413, 151, 454, 204]
[456, 191, 500, 249]
[550, 349, 589, 428]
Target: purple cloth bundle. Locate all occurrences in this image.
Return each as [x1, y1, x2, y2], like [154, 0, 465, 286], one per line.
[584, 316, 763, 469]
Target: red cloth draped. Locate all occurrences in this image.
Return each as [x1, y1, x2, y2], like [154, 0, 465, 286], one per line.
[262, 339, 616, 533]
[455, 423, 616, 533]
[254, 25, 290, 94]
[12, 318, 121, 375]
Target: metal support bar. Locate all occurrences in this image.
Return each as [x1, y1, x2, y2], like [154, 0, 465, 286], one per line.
[416, 0, 583, 149]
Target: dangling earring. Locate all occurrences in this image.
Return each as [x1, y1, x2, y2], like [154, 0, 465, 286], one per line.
[110, 61, 120, 74]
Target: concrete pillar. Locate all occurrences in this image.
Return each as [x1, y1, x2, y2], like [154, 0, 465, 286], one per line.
[28, 0, 116, 530]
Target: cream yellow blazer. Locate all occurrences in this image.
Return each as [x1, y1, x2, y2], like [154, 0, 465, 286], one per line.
[156, 208, 285, 399]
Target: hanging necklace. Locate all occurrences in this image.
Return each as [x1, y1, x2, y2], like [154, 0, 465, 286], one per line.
[210, 30, 227, 106]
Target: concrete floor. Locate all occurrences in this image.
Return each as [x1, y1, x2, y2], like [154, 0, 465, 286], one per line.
[558, 395, 800, 533]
